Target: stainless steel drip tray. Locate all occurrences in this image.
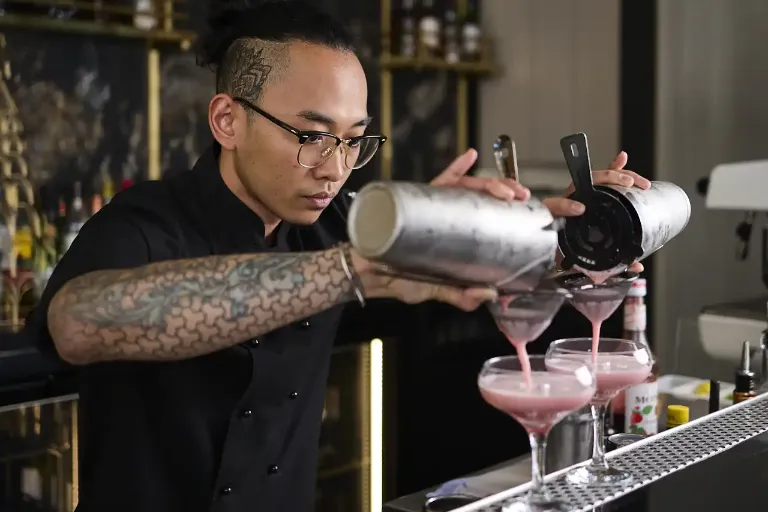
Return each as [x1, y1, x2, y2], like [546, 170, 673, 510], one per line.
[452, 393, 768, 512]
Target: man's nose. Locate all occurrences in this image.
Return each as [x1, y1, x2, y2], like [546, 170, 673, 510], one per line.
[312, 146, 346, 182]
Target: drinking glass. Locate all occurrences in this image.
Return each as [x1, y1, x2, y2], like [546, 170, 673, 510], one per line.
[545, 338, 654, 486]
[486, 287, 571, 345]
[478, 355, 596, 511]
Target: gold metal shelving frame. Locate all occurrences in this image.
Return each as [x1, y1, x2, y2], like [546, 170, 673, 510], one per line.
[378, 0, 497, 180]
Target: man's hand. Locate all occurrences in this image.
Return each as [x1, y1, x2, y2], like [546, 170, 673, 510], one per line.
[542, 151, 651, 216]
[357, 148, 530, 311]
[431, 148, 532, 201]
[542, 151, 650, 273]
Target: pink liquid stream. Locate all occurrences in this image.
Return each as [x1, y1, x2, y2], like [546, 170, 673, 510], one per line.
[496, 268, 623, 389]
[497, 294, 534, 388]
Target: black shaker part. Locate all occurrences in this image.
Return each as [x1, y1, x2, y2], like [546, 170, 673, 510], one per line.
[557, 133, 642, 271]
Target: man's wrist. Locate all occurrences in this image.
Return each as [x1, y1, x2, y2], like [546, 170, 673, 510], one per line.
[348, 246, 392, 300]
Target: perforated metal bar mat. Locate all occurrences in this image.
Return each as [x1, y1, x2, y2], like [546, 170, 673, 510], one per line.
[454, 393, 768, 512]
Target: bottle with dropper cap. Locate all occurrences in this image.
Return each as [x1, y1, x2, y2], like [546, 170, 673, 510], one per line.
[733, 340, 757, 404]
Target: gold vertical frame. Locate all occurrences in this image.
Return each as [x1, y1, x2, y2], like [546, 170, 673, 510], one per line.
[380, 0, 393, 180]
[70, 400, 79, 511]
[456, 0, 469, 153]
[147, 47, 161, 180]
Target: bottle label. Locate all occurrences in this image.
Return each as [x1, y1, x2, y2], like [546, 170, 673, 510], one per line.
[624, 381, 658, 435]
[624, 303, 647, 331]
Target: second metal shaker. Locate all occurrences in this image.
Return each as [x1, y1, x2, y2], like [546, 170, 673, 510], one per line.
[347, 181, 560, 293]
[557, 133, 691, 274]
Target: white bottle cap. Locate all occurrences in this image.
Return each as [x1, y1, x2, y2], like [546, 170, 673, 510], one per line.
[627, 277, 647, 297]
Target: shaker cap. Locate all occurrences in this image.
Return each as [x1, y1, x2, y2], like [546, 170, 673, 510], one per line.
[557, 187, 640, 272]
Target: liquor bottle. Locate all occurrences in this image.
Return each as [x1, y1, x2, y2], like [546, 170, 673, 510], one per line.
[398, 0, 417, 58]
[54, 197, 67, 259]
[461, 0, 482, 61]
[418, 0, 441, 59]
[60, 182, 87, 255]
[620, 278, 659, 435]
[133, 0, 158, 30]
[443, 9, 461, 63]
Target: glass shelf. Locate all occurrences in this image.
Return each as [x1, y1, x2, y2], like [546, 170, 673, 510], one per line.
[0, 13, 194, 48]
[380, 53, 497, 75]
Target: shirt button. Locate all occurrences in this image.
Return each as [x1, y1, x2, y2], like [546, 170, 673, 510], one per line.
[299, 320, 310, 328]
[241, 409, 253, 418]
[220, 486, 233, 496]
[250, 339, 260, 348]
[289, 391, 299, 399]
[267, 465, 279, 475]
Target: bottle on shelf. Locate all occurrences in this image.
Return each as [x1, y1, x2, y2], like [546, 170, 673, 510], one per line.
[443, 9, 460, 64]
[133, 0, 157, 30]
[418, 0, 441, 59]
[612, 278, 659, 436]
[60, 181, 87, 256]
[461, 0, 482, 62]
[395, 0, 417, 58]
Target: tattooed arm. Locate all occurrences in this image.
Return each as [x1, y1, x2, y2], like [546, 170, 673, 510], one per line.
[47, 244, 386, 364]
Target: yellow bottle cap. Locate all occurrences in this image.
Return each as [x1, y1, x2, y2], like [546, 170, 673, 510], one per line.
[667, 404, 690, 426]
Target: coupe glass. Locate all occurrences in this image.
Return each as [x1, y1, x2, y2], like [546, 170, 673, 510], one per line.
[545, 338, 654, 486]
[478, 355, 596, 511]
[487, 287, 571, 346]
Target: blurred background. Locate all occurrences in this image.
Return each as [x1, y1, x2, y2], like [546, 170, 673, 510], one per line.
[0, 0, 766, 511]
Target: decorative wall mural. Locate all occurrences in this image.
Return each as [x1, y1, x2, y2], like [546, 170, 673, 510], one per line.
[3, 30, 146, 200]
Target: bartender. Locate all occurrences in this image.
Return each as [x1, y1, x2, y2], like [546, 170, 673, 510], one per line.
[26, 1, 650, 511]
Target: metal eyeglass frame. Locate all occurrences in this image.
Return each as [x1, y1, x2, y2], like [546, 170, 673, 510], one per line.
[232, 97, 388, 170]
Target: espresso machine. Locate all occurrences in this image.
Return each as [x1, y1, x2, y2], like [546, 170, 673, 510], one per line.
[699, 160, 768, 366]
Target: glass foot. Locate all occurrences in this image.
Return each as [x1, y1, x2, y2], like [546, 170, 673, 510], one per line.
[502, 497, 570, 512]
[565, 464, 634, 486]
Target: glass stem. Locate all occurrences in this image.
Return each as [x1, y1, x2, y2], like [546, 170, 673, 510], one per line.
[528, 432, 549, 500]
[590, 404, 610, 470]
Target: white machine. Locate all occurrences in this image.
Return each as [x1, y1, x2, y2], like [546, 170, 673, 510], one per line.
[699, 160, 768, 366]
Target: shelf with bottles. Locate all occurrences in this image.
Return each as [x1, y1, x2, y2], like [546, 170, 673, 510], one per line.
[382, 0, 497, 76]
[0, 397, 77, 512]
[0, 0, 194, 48]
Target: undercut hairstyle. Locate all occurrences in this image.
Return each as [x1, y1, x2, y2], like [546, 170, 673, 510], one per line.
[196, 0, 356, 105]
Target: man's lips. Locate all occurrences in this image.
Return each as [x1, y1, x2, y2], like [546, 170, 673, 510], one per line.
[302, 193, 335, 208]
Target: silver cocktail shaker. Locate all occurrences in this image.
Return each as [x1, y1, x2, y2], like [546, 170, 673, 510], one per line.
[347, 181, 560, 293]
[557, 133, 691, 274]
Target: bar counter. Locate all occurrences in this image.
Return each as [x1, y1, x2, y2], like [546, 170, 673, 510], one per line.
[385, 392, 768, 512]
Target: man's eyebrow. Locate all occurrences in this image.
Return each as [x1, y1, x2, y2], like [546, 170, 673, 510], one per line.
[297, 110, 373, 128]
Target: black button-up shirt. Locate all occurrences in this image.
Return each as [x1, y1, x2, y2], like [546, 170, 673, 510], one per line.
[26, 147, 360, 512]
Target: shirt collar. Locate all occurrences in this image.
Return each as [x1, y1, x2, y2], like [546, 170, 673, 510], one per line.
[193, 145, 292, 250]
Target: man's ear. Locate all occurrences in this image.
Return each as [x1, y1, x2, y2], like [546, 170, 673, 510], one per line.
[209, 94, 240, 151]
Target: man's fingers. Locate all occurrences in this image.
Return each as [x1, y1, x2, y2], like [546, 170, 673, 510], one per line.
[621, 170, 651, 189]
[432, 285, 497, 311]
[591, 169, 634, 187]
[430, 149, 479, 187]
[609, 151, 628, 170]
[448, 175, 530, 201]
[543, 197, 585, 217]
[591, 169, 651, 190]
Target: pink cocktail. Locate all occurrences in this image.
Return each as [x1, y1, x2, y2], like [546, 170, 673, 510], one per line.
[546, 338, 654, 487]
[478, 355, 595, 512]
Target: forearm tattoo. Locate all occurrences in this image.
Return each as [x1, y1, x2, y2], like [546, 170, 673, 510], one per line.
[48, 246, 355, 363]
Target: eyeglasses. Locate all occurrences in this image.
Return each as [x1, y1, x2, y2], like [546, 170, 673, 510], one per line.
[233, 97, 387, 170]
